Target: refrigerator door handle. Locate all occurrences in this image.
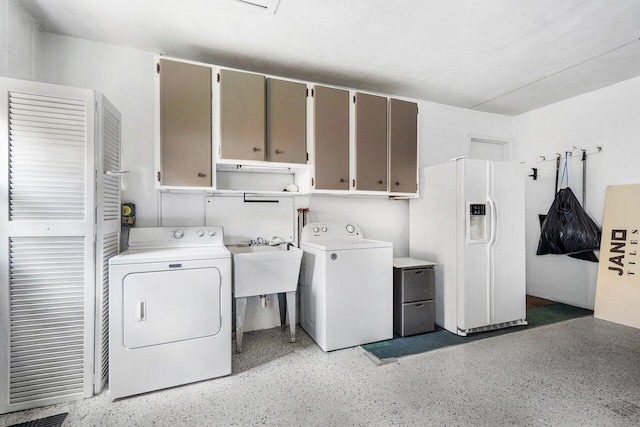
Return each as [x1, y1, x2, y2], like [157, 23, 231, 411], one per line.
[487, 196, 498, 324]
[488, 198, 498, 246]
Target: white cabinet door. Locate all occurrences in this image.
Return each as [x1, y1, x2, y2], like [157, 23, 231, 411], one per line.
[94, 95, 121, 394]
[0, 77, 96, 413]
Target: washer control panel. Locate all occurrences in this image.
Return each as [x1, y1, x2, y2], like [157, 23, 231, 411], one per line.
[128, 226, 224, 248]
[301, 222, 363, 241]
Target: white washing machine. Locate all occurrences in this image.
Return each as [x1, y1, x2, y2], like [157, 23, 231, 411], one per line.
[109, 226, 231, 400]
[299, 222, 393, 351]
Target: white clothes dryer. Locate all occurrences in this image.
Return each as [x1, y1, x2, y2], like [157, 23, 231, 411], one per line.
[109, 226, 231, 400]
[299, 222, 393, 351]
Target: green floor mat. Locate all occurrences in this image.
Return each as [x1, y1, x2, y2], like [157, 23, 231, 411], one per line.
[362, 303, 593, 360]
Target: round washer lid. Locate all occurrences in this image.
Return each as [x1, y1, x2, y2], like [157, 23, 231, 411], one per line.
[300, 238, 392, 251]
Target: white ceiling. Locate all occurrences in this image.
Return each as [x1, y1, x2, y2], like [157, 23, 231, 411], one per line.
[18, 0, 640, 115]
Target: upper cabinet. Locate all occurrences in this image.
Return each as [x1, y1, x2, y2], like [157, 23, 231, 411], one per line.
[218, 69, 266, 161]
[388, 98, 418, 194]
[266, 78, 307, 164]
[354, 92, 388, 192]
[218, 70, 307, 165]
[155, 56, 418, 196]
[158, 59, 212, 187]
[312, 85, 350, 191]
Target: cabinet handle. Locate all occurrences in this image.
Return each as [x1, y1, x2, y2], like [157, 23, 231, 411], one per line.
[415, 270, 424, 276]
[340, 178, 345, 183]
[395, 182, 400, 186]
[253, 147, 262, 152]
[275, 149, 283, 154]
[378, 180, 383, 184]
[198, 172, 207, 178]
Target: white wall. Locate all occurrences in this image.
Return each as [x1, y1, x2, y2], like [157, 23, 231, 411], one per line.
[515, 75, 640, 309]
[0, 0, 39, 79]
[33, 31, 515, 330]
[35, 33, 159, 227]
[418, 101, 515, 167]
[32, 31, 517, 242]
[20, 18, 640, 316]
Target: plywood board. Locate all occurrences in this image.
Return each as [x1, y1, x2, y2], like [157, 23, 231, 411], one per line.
[594, 184, 640, 329]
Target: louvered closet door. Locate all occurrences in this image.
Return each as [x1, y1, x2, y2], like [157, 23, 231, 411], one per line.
[0, 77, 96, 414]
[94, 95, 121, 394]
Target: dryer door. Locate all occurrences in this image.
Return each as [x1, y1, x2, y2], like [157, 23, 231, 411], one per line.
[123, 267, 221, 349]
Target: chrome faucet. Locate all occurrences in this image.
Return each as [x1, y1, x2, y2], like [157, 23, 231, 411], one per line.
[269, 236, 285, 246]
[248, 236, 292, 247]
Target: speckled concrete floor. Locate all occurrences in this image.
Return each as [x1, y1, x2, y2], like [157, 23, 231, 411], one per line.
[2, 316, 640, 426]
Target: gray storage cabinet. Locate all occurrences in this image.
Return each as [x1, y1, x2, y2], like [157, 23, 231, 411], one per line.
[393, 258, 437, 337]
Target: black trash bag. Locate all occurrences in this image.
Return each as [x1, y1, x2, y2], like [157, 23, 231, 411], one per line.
[568, 250, 599, 262]
[538, 213, 599, 262]
[536, 187, 601, 259]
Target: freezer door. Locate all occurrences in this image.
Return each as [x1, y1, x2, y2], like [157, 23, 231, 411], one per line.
[458, 159, 491, 331]
[489, 162, 526, 324]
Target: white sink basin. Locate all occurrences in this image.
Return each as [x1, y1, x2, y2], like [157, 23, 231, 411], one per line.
[227, 245, 303, 298]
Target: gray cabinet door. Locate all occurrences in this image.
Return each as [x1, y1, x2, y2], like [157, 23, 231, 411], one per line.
[267, 78, 307, 164]
[312, 85, 349, 190]
[159, 59, 212, 186]
[389, 98, 418, 193]
[355, 92, 388, 191]
[219, 69, 265, 161]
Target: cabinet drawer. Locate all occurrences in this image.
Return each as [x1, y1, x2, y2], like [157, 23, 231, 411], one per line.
[401, 267, 434, 302]
[395, 300, 435, 337]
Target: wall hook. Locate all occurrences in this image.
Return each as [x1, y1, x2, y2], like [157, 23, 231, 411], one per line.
[529, 168, 538, 180]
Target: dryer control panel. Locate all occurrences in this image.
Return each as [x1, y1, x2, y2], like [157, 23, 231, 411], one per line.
[128, 226, 225, 249]
[301, 222, 363, 242]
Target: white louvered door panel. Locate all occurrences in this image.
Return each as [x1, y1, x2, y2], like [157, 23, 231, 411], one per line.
[0, 77, 96, 414]
[9, 237, 86, 404]
[94, 95, 121, 394]
[94, 232, 118, 394]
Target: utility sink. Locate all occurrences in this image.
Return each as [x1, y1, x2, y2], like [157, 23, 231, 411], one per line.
[227, 245, 303, 298]
[227, 244, 303, 352]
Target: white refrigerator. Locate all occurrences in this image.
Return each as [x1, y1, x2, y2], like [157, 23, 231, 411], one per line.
[410, 159, 527, 336]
